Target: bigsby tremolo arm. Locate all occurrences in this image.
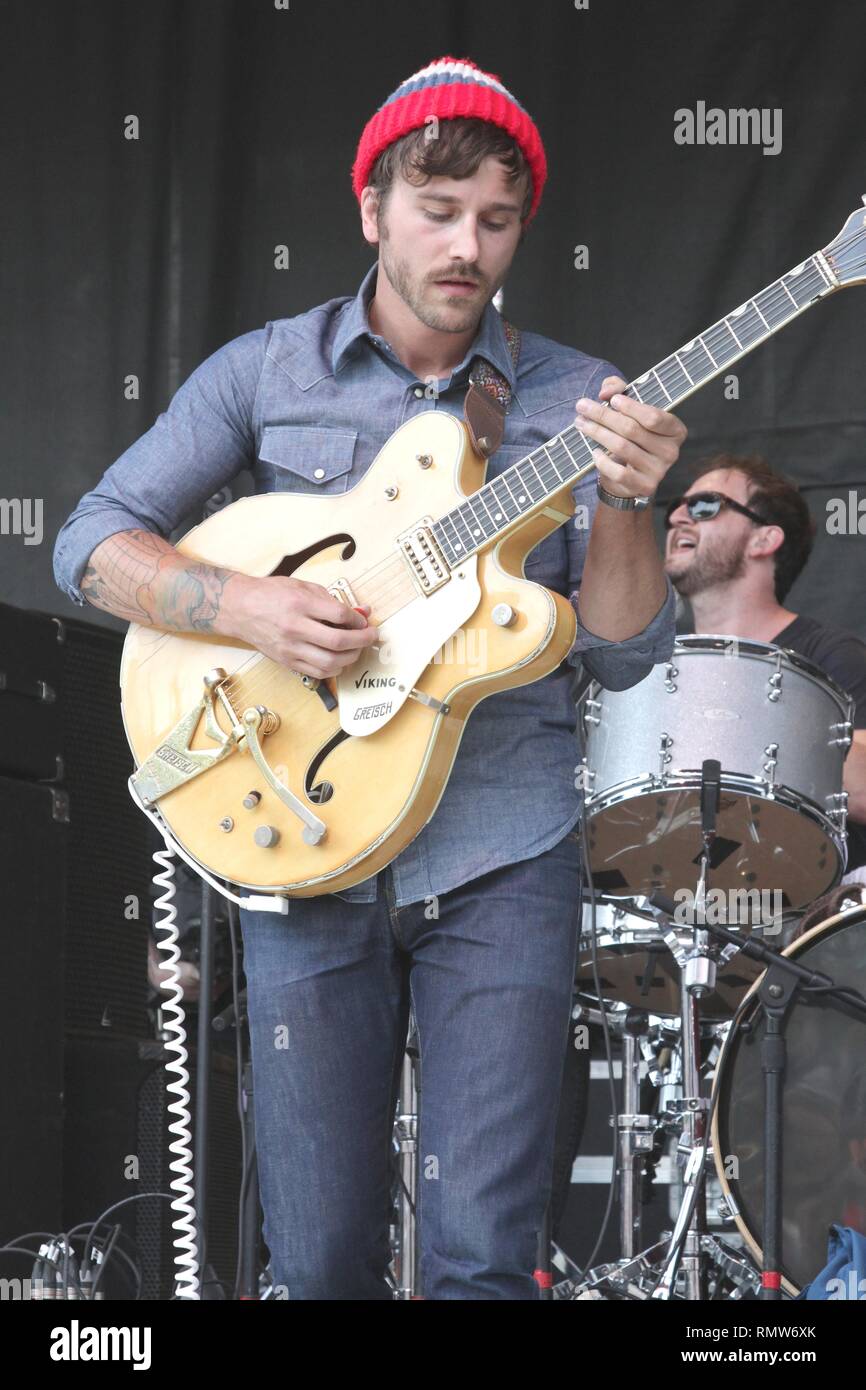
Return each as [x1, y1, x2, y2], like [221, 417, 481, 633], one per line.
[241, 705, 326, 845]
[130, 666, 327, 845]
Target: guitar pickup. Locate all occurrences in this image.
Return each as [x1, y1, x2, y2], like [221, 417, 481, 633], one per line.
[398, 520, 450, 595]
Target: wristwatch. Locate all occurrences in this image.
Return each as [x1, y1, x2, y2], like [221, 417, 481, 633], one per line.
[596, 479, 652, 511]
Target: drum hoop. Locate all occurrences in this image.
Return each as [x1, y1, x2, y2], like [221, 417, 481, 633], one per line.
[584, 772, 847, 860]
[582, 634, 855, 717]
[710, 901, 866, 1297]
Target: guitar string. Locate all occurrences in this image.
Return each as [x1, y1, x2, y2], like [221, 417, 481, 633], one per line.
[218, 228, 866, 706]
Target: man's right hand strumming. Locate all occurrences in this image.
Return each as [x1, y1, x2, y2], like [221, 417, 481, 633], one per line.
[82, 528, 378, 680]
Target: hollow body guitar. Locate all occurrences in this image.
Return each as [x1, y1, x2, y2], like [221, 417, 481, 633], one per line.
[119, 202, 866, 898]
[122, 410, 577, 896]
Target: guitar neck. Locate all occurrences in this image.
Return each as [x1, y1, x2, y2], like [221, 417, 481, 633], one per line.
[432, 250, 839, 567]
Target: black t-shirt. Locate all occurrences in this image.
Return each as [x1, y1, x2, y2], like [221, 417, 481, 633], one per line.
[772, 614, 866, 872]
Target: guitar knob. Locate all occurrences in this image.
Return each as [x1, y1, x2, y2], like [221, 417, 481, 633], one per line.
[254, 825, 281, 848]
[243, 791, 262, 809]
[492, 603, 517, 627]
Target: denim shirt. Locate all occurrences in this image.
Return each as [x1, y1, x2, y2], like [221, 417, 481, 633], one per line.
[53, 261, 676, 905]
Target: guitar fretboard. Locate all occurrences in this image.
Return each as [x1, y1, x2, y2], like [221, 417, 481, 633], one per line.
[431, 252, 836, 566]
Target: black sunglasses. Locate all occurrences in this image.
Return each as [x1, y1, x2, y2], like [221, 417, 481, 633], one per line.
[664, 490, 769, 529]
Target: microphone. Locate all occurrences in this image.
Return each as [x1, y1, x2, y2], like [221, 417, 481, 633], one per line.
[700, 759, 721, 841]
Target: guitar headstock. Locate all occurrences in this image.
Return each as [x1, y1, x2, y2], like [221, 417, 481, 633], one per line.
[822, 198, 866, 286]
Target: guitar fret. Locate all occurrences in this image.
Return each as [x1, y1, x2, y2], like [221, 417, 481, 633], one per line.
[651, 368, 672, 402]
[542, 442, 567, 484]
[523, 457, 547, 499]
[658, 356, 693, 398]
[751, 297, 770, 330]
[499, 471, 523, 511]
[725, 317, 744, 350]
[681, 340, 715, 379]
[489, 475, 519, 520]
[780, 279, 798, 308]
[457, 505, 483, 550]
[432, 522, 455, 564]
[475, 489, 501, 529]
[674, 352, 694, 385]
[440, 513, 466, 557]
[707, 321, 741, 362]
[560, 435, 579, 469]
[699, 334, 720, 368]
[729, 300, 768, 344]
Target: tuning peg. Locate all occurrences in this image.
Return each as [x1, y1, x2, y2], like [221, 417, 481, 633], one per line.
[862, 193, 866, 206]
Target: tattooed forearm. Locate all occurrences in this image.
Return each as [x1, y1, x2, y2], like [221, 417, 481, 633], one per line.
[157, 564, 235, 631]
[81, 529, 240, 633]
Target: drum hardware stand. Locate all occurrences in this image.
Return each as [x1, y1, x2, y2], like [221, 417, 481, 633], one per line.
[643, 759, 723, 1300]
[617, 1013, 655, 1260]
[577, 762, 743, 1300]
[568, 995, 742, 1300]
[391, 1019, 421, 1299]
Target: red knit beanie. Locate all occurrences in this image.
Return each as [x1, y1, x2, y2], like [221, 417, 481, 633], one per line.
[352, 56, 547, 226]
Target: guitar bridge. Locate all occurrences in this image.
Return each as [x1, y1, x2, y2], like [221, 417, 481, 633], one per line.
[398, 518, 450, 595]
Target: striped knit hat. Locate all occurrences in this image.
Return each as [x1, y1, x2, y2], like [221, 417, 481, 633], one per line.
[352, 56, 547, 226]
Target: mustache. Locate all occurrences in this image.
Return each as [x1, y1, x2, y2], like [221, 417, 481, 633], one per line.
[430, 271, 482, 284]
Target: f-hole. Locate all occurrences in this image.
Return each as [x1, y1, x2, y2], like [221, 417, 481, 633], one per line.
[305, 728, 351, 804]
[270, 534, 356, 578]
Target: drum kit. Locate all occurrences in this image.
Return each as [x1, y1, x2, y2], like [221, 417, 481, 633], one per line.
[557, 635, 866, 1301]
[386, 635, 866, 1300]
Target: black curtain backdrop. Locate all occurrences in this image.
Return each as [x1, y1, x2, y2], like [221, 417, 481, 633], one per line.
[2, 0, 865, 633]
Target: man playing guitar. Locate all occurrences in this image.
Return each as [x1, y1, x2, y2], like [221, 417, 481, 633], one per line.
[54, 57, 686, 1298]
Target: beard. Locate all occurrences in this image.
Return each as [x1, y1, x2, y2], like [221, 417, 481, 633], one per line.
[377, 211, 486, 334]
[667, 533, 750, 597]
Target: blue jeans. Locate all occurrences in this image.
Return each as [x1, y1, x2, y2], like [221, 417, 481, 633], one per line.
[238, 829, 583, 1300]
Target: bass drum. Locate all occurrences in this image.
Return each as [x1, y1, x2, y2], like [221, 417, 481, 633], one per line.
[712, 901, 866, 1295]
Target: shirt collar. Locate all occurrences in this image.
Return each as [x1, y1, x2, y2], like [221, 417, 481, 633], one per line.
[331, 261, 517, 390]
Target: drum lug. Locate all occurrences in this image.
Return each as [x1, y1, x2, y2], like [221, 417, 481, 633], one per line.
[767, 663, 783, 702]
[657, 732, 673, 778]
[583, 698, 602, 727]
[664, 663, 678, 693]
[762, 742, 779, 788]
[716, 1194, 740, 1222]
[829, 719, 854, 748]
[826, 789, 849, 833]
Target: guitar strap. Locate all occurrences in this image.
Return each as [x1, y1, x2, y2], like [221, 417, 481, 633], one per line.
[463, 318, 521, 459]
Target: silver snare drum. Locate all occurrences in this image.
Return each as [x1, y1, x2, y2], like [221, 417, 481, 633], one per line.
[579, 636, 853, 911]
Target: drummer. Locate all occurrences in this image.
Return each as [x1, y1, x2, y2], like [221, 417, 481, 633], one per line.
[663, 453, 866, 883]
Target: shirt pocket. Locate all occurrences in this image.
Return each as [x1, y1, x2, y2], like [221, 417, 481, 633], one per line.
[258, 424, 358, 495]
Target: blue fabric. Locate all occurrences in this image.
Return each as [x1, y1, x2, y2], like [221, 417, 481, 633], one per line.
[53, 260, 676, 906]
[798, 1224, 866, 1300]
[238, 828, 583, 1299]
